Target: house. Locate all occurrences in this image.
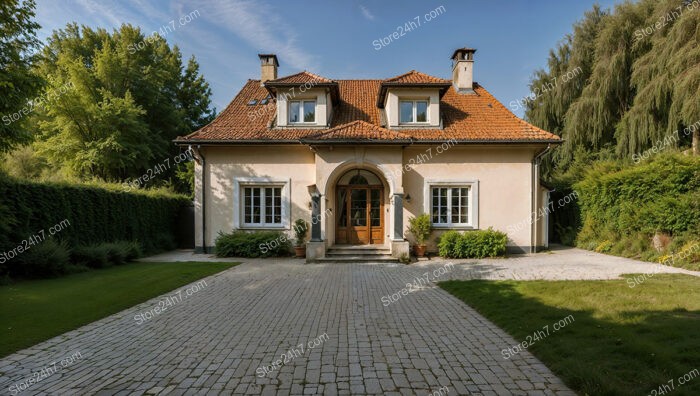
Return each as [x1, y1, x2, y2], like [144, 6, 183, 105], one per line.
[174, 48, 560, 260]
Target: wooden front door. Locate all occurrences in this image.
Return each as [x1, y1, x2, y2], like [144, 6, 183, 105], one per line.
[335, 186, 383, 245]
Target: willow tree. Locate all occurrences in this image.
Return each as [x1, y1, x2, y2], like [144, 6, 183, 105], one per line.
[525, 5, 608, 176]
[616, 0, 700, 157]
[525, 0, 699, 175]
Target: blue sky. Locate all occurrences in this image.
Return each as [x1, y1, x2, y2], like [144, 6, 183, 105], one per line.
[35, 0, 623, 118]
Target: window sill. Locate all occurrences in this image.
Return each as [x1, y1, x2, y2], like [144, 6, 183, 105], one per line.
[239, 225, 287, 230]
[431, 225, 477, 230]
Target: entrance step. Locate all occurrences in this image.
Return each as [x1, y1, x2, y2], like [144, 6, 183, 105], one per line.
[317, 245, 399, 263]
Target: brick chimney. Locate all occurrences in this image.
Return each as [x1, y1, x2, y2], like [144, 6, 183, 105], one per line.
[451, 48, 476, 94]
[258, 54, 279, 84]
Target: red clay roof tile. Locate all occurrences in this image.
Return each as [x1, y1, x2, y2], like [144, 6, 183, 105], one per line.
[176, 72, 560, 144]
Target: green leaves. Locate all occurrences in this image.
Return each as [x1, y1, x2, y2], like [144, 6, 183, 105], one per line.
[526, 0, 700, 175]
[0, 0, 43, 153]
[29, 23, 213, 192]
[437, 228, 507, 259]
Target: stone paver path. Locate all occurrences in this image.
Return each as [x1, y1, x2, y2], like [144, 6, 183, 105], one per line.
[0, 256, 581, 395]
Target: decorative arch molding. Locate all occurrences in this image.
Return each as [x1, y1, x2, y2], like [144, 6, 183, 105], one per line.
[321, 159, 399, 197]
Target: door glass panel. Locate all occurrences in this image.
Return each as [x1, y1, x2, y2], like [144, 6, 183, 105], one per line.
[370, 189, 381, 226]
[337, 189, 348, 227]
[350, 189, 367, 227]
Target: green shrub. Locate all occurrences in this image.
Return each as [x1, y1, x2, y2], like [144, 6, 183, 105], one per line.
[574, 154, 700, 268]
[438, 231, 461, 257]
[408, 213, 432, 245]
[14, 239, 71, 278]
[72, 241, 143, 268]
[439, 228, 507, 258]
[72, 244, 111, 268]
[215, 230, 291, 258]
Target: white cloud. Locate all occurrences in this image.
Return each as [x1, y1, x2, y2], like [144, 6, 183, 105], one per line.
[74, 0, 125, 27]
[359, 5, 375, 21]
[186, 0, 318, 71]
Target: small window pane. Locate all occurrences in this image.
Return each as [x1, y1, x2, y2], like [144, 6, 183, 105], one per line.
[273, 188, 282, 223]
[416, 101, 428, 122]
[303, 101, 315, 122]
[400, 101, 413, 123]
[289, 101, 300, 123]
[252, 188, 261, 223]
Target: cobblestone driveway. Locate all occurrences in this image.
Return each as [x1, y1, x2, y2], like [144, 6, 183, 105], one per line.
[0, 260, 579, 395]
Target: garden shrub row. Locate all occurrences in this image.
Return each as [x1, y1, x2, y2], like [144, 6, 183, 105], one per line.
[0, 175, 188, 279]
[215, 230, 291, 258]
[438, 228, 508, 258]
[9, 240, 144, 279]
[574, 154, 700, 269]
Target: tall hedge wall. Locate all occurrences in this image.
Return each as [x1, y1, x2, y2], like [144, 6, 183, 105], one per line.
[0, 176, 190, 256]
[574, 154, 700, 264]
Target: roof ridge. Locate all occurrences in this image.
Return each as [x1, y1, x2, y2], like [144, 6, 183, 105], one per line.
[383, 69, 450, 84]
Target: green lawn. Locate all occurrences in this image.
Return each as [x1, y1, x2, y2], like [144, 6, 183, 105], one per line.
[0, 261, 237, 357]
[440, 274, 700, 396]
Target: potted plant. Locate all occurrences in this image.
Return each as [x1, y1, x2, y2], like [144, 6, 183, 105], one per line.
[408, 213, 432, 257]
[293, 219, 309, 258]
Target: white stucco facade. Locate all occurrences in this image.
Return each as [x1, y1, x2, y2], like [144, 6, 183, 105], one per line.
[192, 143, 550, 255]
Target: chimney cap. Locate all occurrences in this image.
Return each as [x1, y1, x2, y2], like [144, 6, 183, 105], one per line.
[451, 47, 476, 60]
[258, 54, 279, 66]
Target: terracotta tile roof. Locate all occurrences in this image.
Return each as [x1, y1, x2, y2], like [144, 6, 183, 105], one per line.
[176, 72, 561, 144]
[266, 71, 334, 85]
[302, 120, 411, 143]
[383, 70, 451, 84]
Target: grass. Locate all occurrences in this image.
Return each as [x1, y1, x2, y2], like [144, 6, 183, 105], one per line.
[0, 261, 237, 357]
[440, 274, 700, 396]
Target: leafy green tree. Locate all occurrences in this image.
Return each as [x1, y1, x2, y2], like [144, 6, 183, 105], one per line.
[525, 0, 699, 175]
[0, 0, 43, 153]
[33, 24, 214, 186]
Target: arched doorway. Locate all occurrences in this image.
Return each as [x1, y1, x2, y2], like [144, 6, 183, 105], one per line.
[335, 169, 384, 245]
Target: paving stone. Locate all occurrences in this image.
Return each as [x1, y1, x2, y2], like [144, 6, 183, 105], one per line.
[0, 257, 578, 394]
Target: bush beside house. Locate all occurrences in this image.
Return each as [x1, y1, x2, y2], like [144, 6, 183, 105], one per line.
[438, 228, 508, 259]
[0, 176, 189, 280]
[215, 230, 291, 258]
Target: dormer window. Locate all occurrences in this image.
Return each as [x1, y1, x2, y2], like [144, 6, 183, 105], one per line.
[399, 100, 429, 124]
[289, 100, 316, 123]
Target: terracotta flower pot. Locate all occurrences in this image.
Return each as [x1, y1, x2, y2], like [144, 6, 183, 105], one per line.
[294, 246, 306, 258]
[414, 244, 427, 257]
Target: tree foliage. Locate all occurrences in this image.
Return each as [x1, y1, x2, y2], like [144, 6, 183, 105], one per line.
[32, 24, 214, 186]
[526, 0, 700, 174]
[0, 0, 43, 153]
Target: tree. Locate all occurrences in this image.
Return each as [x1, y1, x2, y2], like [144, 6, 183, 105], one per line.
[0, 0, 43, 153]
[525, 0, 699, 175]
[33, 24, 215, 185]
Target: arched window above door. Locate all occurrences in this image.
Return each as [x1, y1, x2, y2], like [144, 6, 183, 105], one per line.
[338, 169, 382, 186]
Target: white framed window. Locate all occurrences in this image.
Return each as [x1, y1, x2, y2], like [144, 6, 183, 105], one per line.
[289, 100, 316, 123]
[243, 186, 282, 226]
[399, 100, 429, 124]
[234, 178, 290, 229]
[424, 180, 479, 229]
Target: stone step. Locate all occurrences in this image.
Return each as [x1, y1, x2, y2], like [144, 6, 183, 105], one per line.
[326, 249, 390, 256]
[314, 255, 399, 263]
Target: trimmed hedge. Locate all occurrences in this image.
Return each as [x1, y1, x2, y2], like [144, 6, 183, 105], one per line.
[574, 154, 700, 268]
[438, 228, 508, 258]
[215, 230, 291, 258]
[0, 175, 188, 278]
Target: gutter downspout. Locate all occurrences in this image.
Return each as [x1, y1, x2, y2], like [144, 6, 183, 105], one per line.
[531, 144, 551, 253]
[193, 145, 207, 253]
